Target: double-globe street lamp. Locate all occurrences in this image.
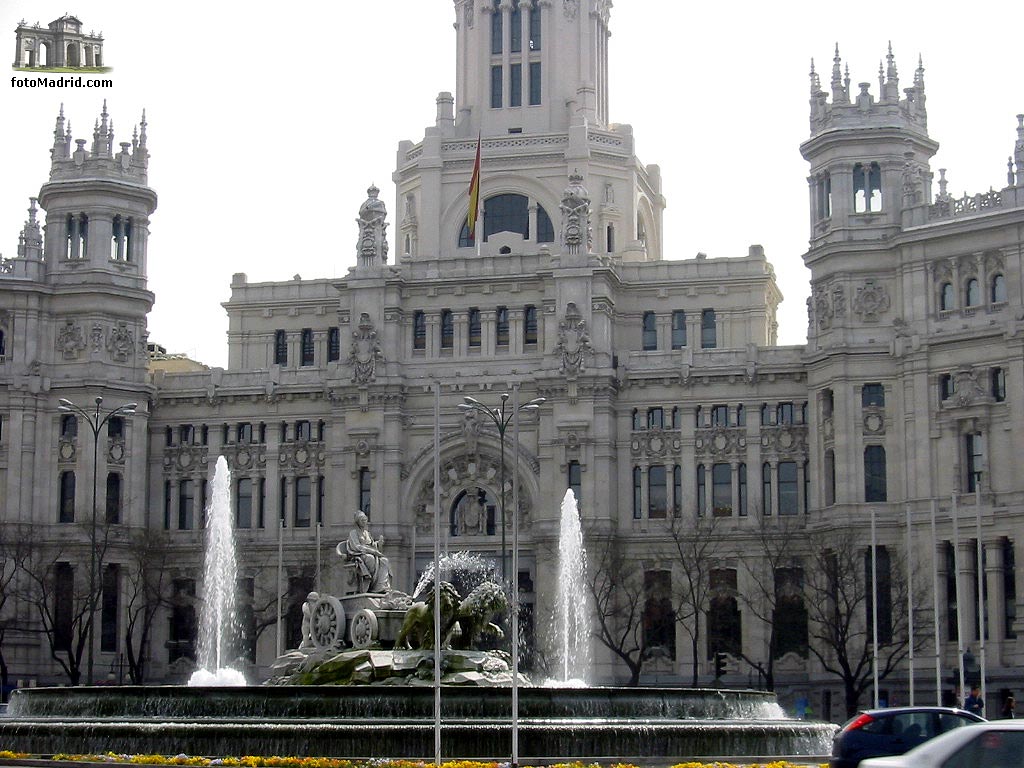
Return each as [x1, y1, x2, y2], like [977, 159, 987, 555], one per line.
[57, 396, 137, 685]
[458, 388, 544, 768]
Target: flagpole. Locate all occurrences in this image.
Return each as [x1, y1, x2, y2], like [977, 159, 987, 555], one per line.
[931, 500, 942, 705]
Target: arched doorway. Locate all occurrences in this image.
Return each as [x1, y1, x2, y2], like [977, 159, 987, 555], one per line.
[449, 486, 500, 538]
[38, 42, 49, 67]
[66, 43, 79, 67]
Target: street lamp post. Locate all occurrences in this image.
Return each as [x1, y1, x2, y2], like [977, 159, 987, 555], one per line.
[57, 396, 137, 685]
[457, 393, 544, 581]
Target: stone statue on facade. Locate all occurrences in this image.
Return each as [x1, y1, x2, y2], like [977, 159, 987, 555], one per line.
[356, 184, 389, 267]
[560, 172, 592, 255]
[347, 312, 384, 384]
[555, 301, 592, 377]
[337, 510, 391, 593]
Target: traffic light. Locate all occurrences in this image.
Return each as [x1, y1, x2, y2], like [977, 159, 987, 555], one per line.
[714, 651, 727, 679]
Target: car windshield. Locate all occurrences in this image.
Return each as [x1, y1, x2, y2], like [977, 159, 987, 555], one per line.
[941, 729, 1024, 767]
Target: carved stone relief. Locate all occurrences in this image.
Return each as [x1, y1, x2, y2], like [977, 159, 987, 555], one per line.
[854, 279, 891, 322]
[347, 313, 384, 385]
[57, 320, 86, 359]
[107, 321, 135, 362]
[555, 302, 592, 378]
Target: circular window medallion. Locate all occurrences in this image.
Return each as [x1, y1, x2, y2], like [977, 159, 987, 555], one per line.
[59, 442, 75, 461]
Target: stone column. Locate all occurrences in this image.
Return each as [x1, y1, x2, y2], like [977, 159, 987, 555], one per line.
[500, 0, 513, 107]
[985, 540, 1006, 662]
[956, 540, 978, 645]
[517, 0, 530, 106]
[731, 461, 740, 516]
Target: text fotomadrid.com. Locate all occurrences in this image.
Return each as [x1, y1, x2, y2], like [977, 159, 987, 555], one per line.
[12, 75, 113, 88]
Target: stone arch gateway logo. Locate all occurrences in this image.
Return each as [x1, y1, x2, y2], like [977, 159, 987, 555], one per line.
[13, 14, 110, 72]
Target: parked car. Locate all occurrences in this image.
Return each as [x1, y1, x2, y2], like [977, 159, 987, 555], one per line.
[830, 706, 985, 767]
[860, 720, 1024, 767]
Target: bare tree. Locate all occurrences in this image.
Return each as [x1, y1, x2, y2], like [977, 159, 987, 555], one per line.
[587, 536, 649, 685]
[664, 513, 725, 686]
[122, 530, 173, 683]
[0, 523, 35, 698]
[805, 524, 926, 718]
[736, 514, 807, 691]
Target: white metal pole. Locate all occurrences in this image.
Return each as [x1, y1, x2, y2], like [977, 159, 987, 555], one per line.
[511, 384, 520, 768]
[276, 518, 284, 659]
[975, 480, 986, 708]
[871, 507, 880, 708]
[952, 492, 965, 704]
[433, 382, 442, 766]
[906, 503, 914, 706]
[315, 522, 322, 594]
[931, 500, 942, 705]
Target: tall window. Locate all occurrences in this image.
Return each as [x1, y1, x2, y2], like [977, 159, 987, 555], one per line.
[853, 161, 882, 213]
[647, 407, 664, 429]
[105, 472, 122, 524]
[643, 571, 675, 659]
[712, 463, 731, 513]
[632, 467, 642, 519]
[568, 461, 581, 504]
[510, 2, 522, 51]
[496, 306, 510, 346]
[966, 278, 981, 307]
[862, 383, 885, 407]
[59, 470, 76, 523]
[737, 463, 747, 516]
[992, 273, 1007, 303]
[701, 309, 717, 348]
[523, 305, 538, 345]
[708, 569, 741, 658]
[773, 567, 808, 658]
[358, 468, 371, 516]
[101, 564, 119, 652]
[778, 461, 798, 515]
[273, 330, 287, 365]
[939, 373, 955, 401]
[940, 282, 955, 311]
[966, 433, 983, 492]
[490, 65, 503, 108]
[864, 446, 887, 502]
[468, 308, 482, 348]
[529, 62, 542, 105]
[413, 311, 426, 350]
[178, 479, 195, 530]
[648, 465, 667, 518]
[60, 413, 78, 439]
[440, 310, 454, 349]
[865, 546, 893, 643]
[317, 474, 325, 525]
[992, 367, 1006, 402]
[642, 311, 657, 350]
[1004, 540, 1017, 640]
[490, 2, 502, 54]
[711, 404, 728, 427]
[108, 416, 124, 439]
[776, 402, 794, 425]
[294, 476, 311, 528]
[236, 477, 253, 528]
[824, 449, 836, 506]
[327, 327, 341, 362]
[673, 464, 682, 516]
[696, 465, 706, 516]
[762, 463, 772, 515]
[510, 63, 522, 107]
[0, 329, 6, 358]
[300, 328, 314, 366]
[736, 404, 746, 426]
[295, 420, 311, 442]
[632, 408, 643, 431]
[529, 1, 541, 49]
[54, 562, 74, 651]
[671, 310, 686, 349]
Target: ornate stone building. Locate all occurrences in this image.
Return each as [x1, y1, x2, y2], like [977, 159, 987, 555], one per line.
[13, 15, 105, 69]
[1, 1, 1023, 720]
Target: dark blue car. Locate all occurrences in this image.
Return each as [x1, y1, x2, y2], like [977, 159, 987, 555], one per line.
[830, 706, 985, 768]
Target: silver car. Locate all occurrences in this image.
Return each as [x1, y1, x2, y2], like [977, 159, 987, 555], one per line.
[860, 720, 1024, 767]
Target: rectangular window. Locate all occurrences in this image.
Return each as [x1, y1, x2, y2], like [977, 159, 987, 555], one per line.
[864, 445, 887, 502]
[965, 433, 983, 492]
[701, 309, 717, 348]
[529, 62, 541, 105]
[491, 65, 503, 109]
[778, 461, 798, 515]
[317, 475, 325, 525]
[523, 305, 538, 345]
[510, 3, 522, 51]
[236, 477, 252, 528]
[647, 407, 664, 429]
[295, 420, 311, 441]
[491, 8, 502, 54]
[105, 472, 122, 524]
[107, 416, 124, 439]
[822, 388, 834, 418]
[738, 463, 747, 516]
[496, 306, 510, 346]
[649, 465, 667, 519]
[696, 465, 706, 516]
[294, 476, 311, 528]
[59, 470, 76, 523]
[510, 64, 522, 107]
[711, 405, 728, 427]
[301, 328, 314, 366]
[762, 463, 772, 515]
[237, 422, 253, 443]
[824, 450, 836, 506]
[279, 476, 287, 525]
[671, 310, 686, 349]
[865, 546, 893, 643]
[862, 383, 885, 407]
[643, 570, 675, 658]
[258, 478, 266, 529]
[673, 464, 682, 516]
[776, 402, 794, 425]
[992, 367, 1006, 402]
[101, 564, 119, 653]
[939, 373, 955, 401]
[642, 311, 657, 350]
[273, 329, 287, 365]
[672, 407, 681, 429]
[736, 404, 746, 426]
[179, 424, 195, 445]
[441, 309, 454, 349]
[163, 480, 172, 530]
[468, 308, 482, 348]
[359, 467, 371, 516]
[1004, 540, 1016, 640]
[632, 466, 642, 519]
[54, 562, 74, 651]
[632, 408, 643, 431]
[178, 479, 194, 530]
[568, 460, 581, 504]
[328, 327, 341, 362]
[529, 3, 541, 49]
[712, 463, 731, 513]
[413, 311, 426, 350]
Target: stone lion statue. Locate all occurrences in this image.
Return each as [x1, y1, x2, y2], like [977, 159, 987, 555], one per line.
[451, 581, 508, 650]
[396, 581, 461, 650]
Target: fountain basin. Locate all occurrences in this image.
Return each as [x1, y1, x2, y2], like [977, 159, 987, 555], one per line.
[2, 685, 836, 761]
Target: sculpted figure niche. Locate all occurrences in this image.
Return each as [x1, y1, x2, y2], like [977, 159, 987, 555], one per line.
[560, 171, 592, 256]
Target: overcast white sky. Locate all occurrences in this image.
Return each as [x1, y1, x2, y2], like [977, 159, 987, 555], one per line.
[2, 1, 1021, 368]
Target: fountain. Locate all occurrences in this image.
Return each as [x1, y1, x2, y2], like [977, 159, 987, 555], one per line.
[188, 456, 246, 687]
[552, 488, 590, 685]
[0, 487, 838, 762]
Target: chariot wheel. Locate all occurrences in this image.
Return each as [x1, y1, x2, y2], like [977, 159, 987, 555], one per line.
[310, 595, 346, 649]
[349, 608, 379, 649]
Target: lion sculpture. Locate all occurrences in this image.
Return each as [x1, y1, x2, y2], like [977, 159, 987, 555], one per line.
[396, 581, 460, 650]
[451, 580, 508, 650]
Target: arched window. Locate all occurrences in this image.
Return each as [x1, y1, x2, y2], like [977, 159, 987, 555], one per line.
[853, 162, 882, 213]
[458, 194, 554, 247]
[965, 278, 981, 307]
[991, 273, 1007, 303]
[451, 487, 497, 536]
[939, 282, 955, 311]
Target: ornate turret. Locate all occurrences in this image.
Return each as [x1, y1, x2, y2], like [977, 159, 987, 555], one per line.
[16, 198, 43, 260]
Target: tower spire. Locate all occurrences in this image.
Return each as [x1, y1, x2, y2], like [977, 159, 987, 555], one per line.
[809, 58, 820, 95]
[830, 43, 847, 103]
[51, 103, 69, 160]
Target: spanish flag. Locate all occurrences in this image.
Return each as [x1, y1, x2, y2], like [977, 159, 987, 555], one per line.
[467, 132, 482, 239]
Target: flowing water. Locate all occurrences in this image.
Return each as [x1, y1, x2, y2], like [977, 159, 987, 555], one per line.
[188, 456, 246, 686]
[554, 489, 590, 684]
